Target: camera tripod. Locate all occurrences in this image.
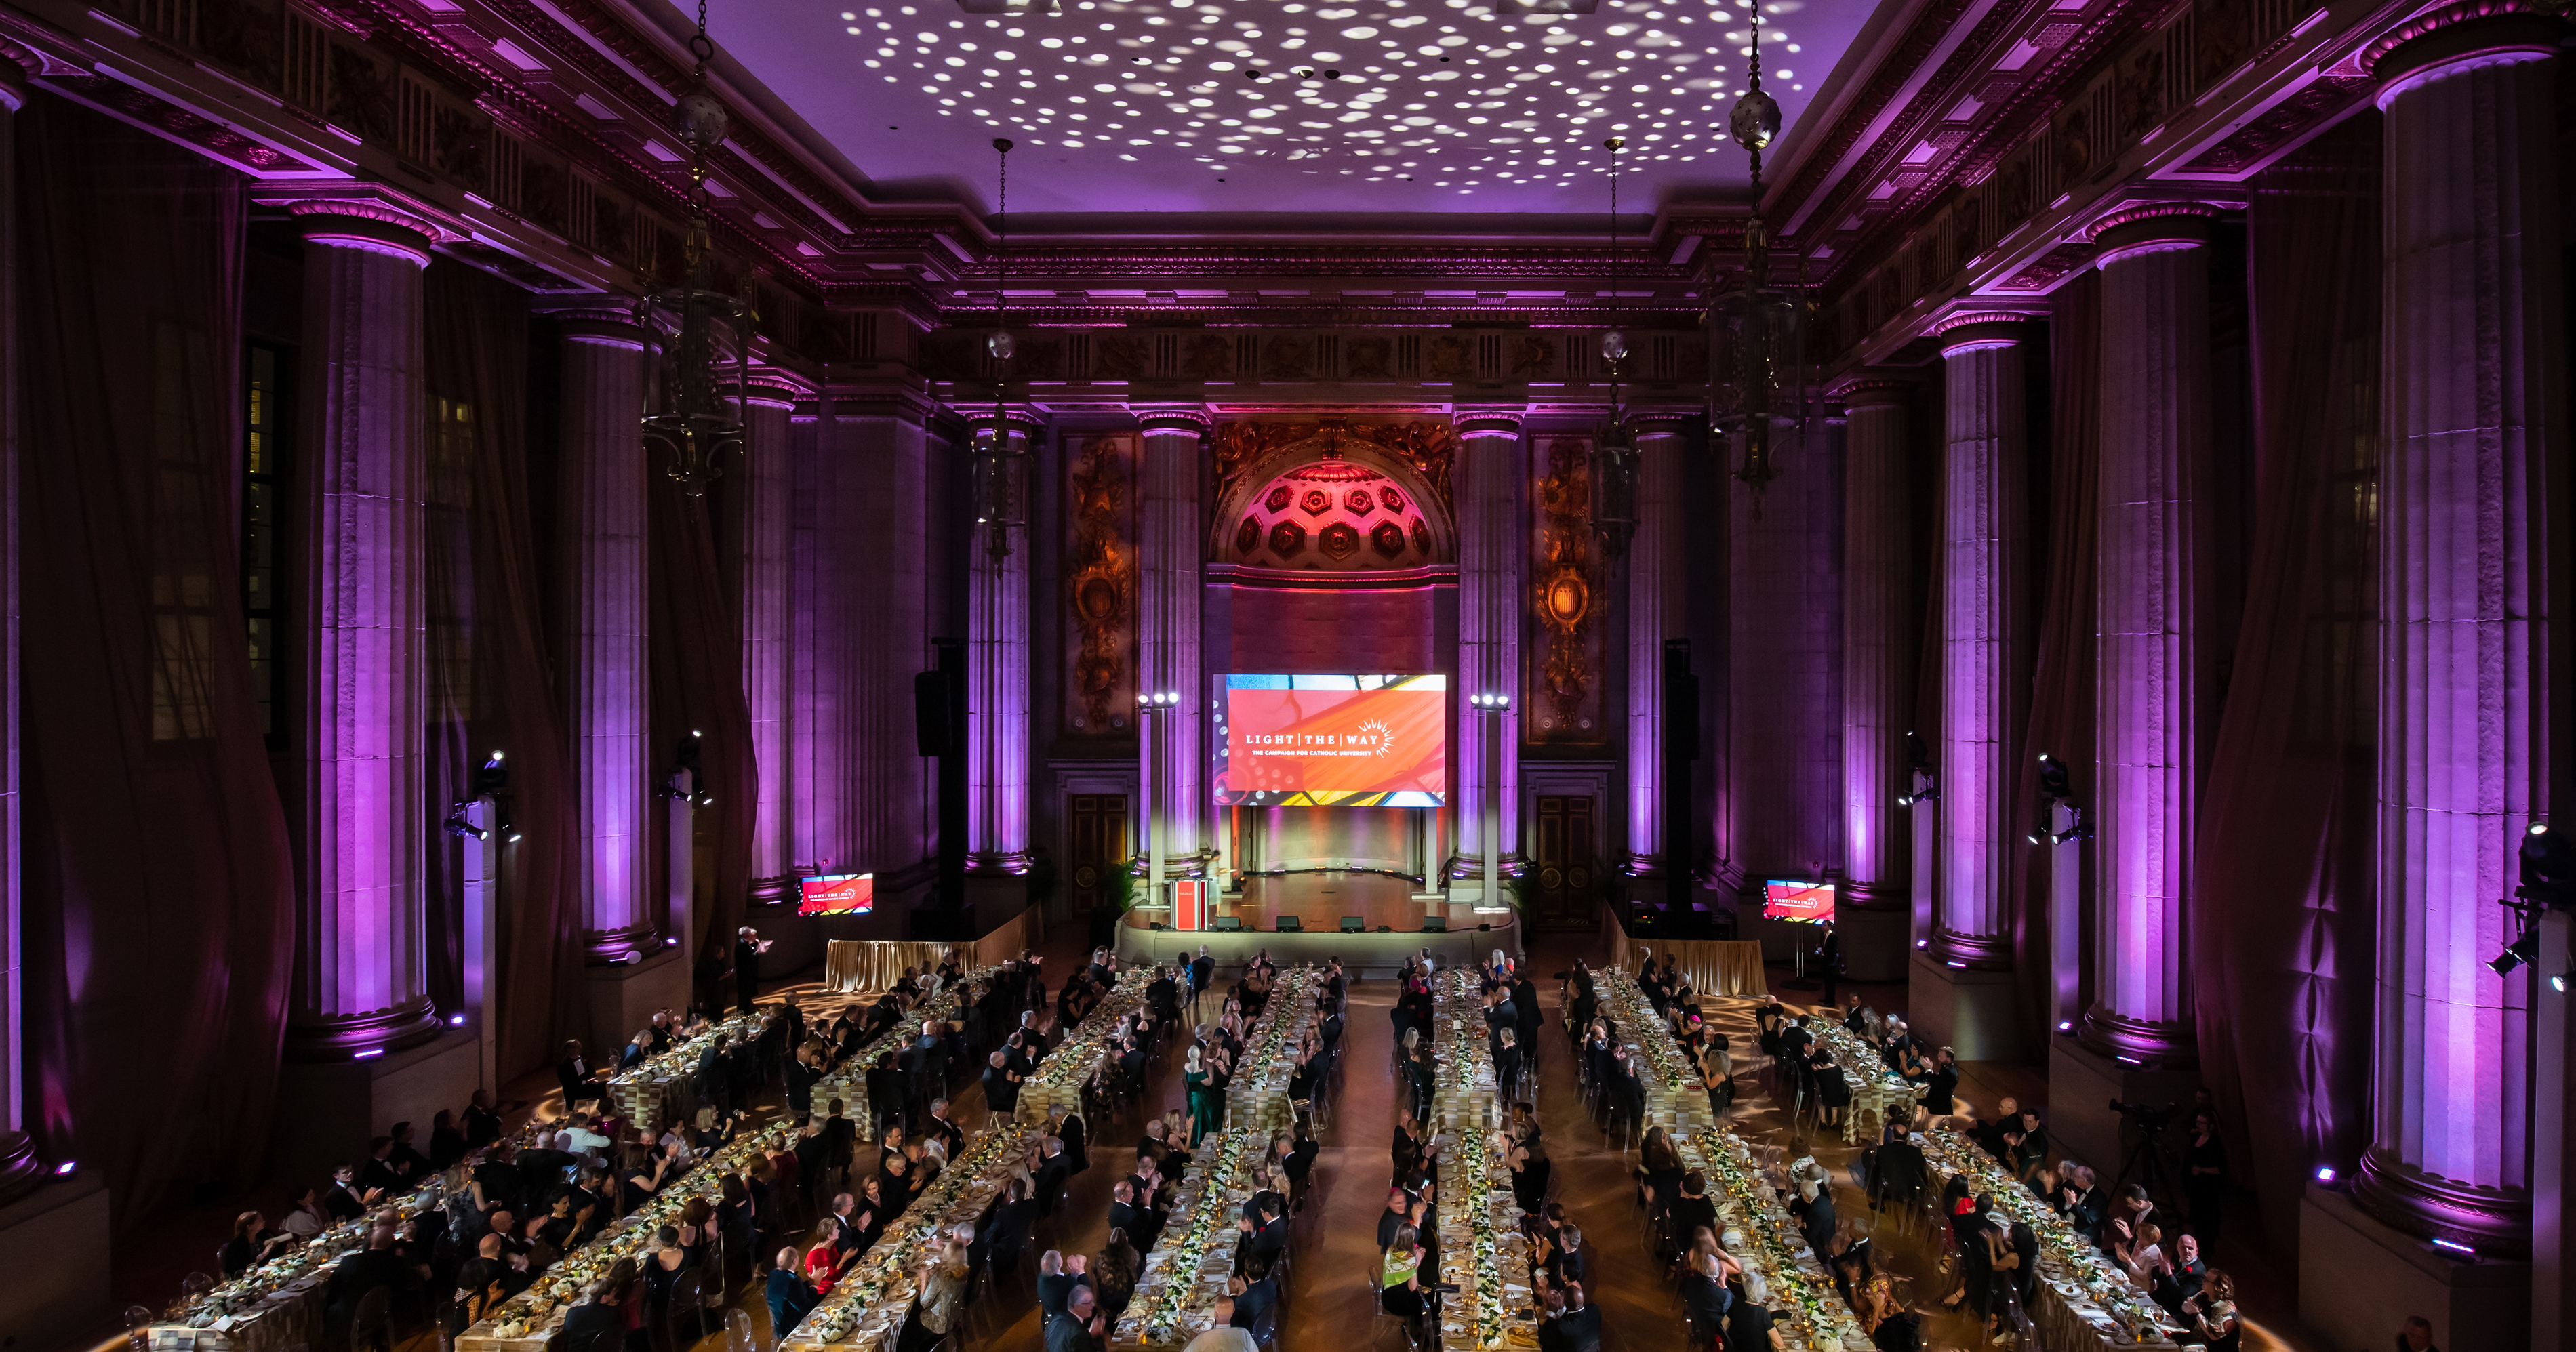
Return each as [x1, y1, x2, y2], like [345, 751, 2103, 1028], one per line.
[2112, 1118, 2190, 1217]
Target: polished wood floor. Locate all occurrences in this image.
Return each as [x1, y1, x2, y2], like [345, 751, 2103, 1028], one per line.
[92, 923, 2331, 1352]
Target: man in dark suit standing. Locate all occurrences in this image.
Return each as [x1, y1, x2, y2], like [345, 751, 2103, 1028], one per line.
[1045, 1283, 1103, 1352]
[1818, 923, 1843, 1006]
[558, 1039, 605, 1111]
[734, 926, 771, 1015]
[983, 1050, 1022, 1118]
[696, 1032, 733, 1118]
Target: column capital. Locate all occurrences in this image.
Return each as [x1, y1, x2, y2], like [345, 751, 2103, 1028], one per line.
[1453, 407, 1525, 436]
[2087, 201, 2221, 263]
[1133, 405, 1214, 435]
[731, 371, 811, 409]
[1931, 311, 2034, 356]
[1626, 409, 1703, 436]
[283, 199, 441, 267]
[0, 54, 28, 114]
[1829, 375, 1916, 409]
[2366, 3, 2564, 102]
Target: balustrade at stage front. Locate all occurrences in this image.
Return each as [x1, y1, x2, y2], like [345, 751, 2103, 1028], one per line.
[1115, 872, 1515, 976]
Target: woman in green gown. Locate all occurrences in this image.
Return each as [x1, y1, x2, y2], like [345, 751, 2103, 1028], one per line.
[1184, 1043, 1220, 1145]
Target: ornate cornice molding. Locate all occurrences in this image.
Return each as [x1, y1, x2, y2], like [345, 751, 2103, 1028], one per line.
[1828, 375, 1917, 407]
[1134, 407, 1215, 436]
[1453, 409, 1527, 436]
[2361, 0, 2567, 77]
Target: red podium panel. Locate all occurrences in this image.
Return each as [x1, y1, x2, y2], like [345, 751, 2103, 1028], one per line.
[1173, 879, 1207, 932]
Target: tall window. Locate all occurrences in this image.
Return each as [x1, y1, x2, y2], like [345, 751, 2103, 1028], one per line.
[150, 319, 222, 742]
[243, 342, 290, 743]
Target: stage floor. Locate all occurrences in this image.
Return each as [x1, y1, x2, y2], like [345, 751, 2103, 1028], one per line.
[1114, 872, 1518, 974]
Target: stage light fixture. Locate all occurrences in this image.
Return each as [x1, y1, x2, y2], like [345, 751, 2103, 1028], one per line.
[449, 1012, 468, 1027]
[443, 802, 487, 841]
[2055, 1020, 2073, 1033]
[2553, 969, 2573, 994]
[52, 1160, 75, 1177]
[2490, 929, 2541, 976]
[2430, 1237, 2475, 1256]
[2314, 1165, 2338, 1184]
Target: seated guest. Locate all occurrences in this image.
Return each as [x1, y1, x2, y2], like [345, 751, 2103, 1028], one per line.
[279, 1188, 334, 1242]
[2152, 1232, 2209, 1315]
[562, 1279, 628, 1352]
[462, 1088, 504, 1152]
[325, 1229, 422, 1334]
[1535, 1223, 1588, 1296]
[1542, 1282, 1603, 1352]
[1668, 1170, 1718, 1246]
[1228, 1254, 1280, 1330]
[1380, 1224, 1431, 1342]
[1726, 1276, 1782, 1352]
[1679, 1247, 1732, 1339]
[1971, 1097, 2023, 1160]
[1917, 1046, 1960, 1117]
[2396, 1315, 2440, 1352]
[803, 1225, 851, 1294]
[900, 1240, 975, 1352]
[428, 1111, 468, 1172]
[323, 1162, 378, 1222]
[220, 1211, 294, 1277]
[1190, 1300, 1257, 1352]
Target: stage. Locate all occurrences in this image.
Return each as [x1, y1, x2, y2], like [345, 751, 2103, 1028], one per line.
[1114, 873, 1518, 975]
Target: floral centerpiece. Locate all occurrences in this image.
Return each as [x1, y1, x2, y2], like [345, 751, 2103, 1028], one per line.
[1920, 1124, 2178, 1345]
[1429, 968, 1512, 1351]
[1593, 968, 1712, 1134]
[1685, 1127, 1870, 1352]
[1115, 1126, 1261, 1350]
[782, 1120, 1040, 1348]
[1018, 968, 1154, 1119]
[810, 966, 997, 1124]
[468, 1119, 799, 1347]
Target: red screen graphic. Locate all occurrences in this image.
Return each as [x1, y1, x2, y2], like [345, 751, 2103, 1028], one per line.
[1213, 675, 1446, 807]
[1761, 879, 1836, 924]
[797, 873, 875, 916]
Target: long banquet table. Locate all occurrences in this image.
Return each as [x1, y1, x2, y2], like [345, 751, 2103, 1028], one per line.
[1592, 968, 1717, 1138]
[1805, 1015, 1919, 1143]
[456, 1119, 799, 1352]
[1220, 968, 1319, 1134]
[1425, 968, 1532, 1352]
[141, 1175, 449, 1352]
[1914, 1124, 2183, 1352]
[1016, 968, 1152, 1123]
[778, 1121, 1041, 1351]
[807, 967, 991, 1125]
[604, 1007, 775, 1138]
[1106, 1126, 1264, 1351]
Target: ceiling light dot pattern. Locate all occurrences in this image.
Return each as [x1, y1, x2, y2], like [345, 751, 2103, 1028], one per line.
[752, 0, 1860, 212]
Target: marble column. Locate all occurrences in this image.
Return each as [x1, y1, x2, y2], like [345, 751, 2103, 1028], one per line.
[1622, 416, 1691, 875]
[0, 65, 31, 1204]
[559, 316, 654, 957]
[2084, 205, 2217, 1066]
[287, 203, 441, 1052]
[1838, 380, 1914, 907]
[737, 377, 801, 901]
[1137, 408, 1209, 871]
[1453, 409, 1524, 881]
[789, 392, 933, 881]
[967, 413, 1037, 874]
[2351, 9, 2562, 1255]
[1932, 317, 2029, 967]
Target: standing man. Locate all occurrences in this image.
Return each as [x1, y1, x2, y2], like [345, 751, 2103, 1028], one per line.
[735, 926, 773, 1015]
[1817, 923, 1843, 1007]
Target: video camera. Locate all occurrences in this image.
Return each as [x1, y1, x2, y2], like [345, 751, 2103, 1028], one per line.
[2109, 1098, 2175, 1134]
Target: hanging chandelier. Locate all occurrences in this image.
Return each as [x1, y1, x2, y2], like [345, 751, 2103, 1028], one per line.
[636, 0, 752, 498]
[1707, 3, 1811, 520]
[1592, 134, 1638, 558]
[969, 137, 1026, 559]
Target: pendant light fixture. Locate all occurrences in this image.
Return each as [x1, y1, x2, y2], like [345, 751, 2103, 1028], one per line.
[1708, 2, 1811, 520]
[969, 137, 1025, 558]
[636, 0, 753, 498]
[1593, 133, 1638, 558]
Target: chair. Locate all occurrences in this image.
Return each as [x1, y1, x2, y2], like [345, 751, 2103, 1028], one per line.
[348, 1288, 395, 1352]
[663, 1269, 715, 1351]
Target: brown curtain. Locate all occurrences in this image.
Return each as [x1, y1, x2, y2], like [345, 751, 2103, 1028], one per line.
[420, 260, 589, 1079]
[17, 96, 298, 1224]
[2011, 272, 2102, 1047]
[2190, 114, 2383, 1254]
[648, 450, 754, 979]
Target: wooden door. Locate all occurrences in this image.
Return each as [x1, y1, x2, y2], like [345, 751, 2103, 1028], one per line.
[1531, 794, 1597, 930]
[1067, 794, 1129, 915]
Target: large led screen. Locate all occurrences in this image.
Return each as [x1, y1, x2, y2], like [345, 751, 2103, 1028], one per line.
[1212, 674, 1446, 808]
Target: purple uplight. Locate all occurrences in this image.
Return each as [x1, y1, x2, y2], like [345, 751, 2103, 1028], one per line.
[2430, 1237, 2475, 1256]
[52, 1160, 74, 1176]
[2314, 1166, 2337, 1184]
[354, 1047, 384, 1060]
[448, 1012, 468, 1027]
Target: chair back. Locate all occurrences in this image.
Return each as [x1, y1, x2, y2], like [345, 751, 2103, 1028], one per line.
[350, 1287, 395, 1352]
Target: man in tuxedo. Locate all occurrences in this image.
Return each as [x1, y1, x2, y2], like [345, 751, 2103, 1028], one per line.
[1537, 1283, 1603, 1352]
[1778, 1015, 1813, 1063]
[1034, 1137, 1072, 1216]
[983, 1050, 1022, 1118]
[922, 1097, 965, 1154]
[1817, 924, 1843, 1005]
[1036, 1251, 1089, 1320]
[562, 1280, 626, 1352]
[325, 1162, 378, 1221]
[1230, 1255, 1280, 1328]
[734, 926, 771, 1015]
[1147, 966, 1180, 1023]
[1970, 1097, 2022, 1160]
[906, 1021, 946, 1119]
[1108, 1179, 1163, 1255]
[359, 1136, 410, 1198]
[1046, 1283, 1104, 1352]
[326, 1230, 420, 1334]
[696, 1032, 734, 1117]
[2152, 1232, 2209, 1315]
[1238, 1197, 1289, 1267]
[557, 1039, 605, 1111]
